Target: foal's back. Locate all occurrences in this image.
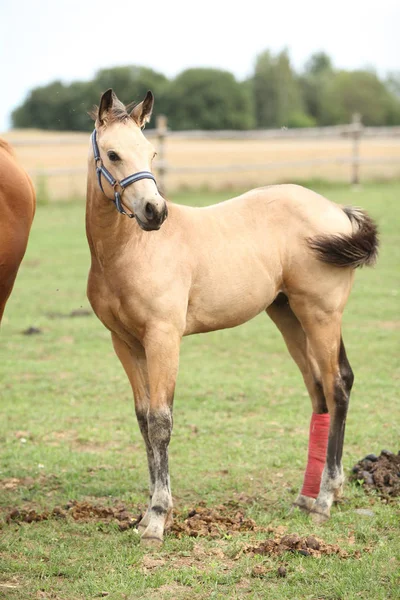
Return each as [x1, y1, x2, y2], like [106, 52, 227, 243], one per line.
[172, 184, 355, 335]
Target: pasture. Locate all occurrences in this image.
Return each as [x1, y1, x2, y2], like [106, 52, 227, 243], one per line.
[0, 182, 399, 599]
[3, 129, 400, 200]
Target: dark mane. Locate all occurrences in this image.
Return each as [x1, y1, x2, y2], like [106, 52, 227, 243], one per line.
[89, 99, 138, 125]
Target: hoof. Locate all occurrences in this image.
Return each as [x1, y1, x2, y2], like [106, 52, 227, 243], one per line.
[292, 494, 316, 514]
[140, 535, 163, 547]
[310, 509, 330, 525]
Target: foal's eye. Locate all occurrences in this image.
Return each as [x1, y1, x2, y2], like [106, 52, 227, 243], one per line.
[107, 151, 120, 162]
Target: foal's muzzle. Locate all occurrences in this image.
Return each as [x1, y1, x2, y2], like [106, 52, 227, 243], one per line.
[136, 203, 168, 231]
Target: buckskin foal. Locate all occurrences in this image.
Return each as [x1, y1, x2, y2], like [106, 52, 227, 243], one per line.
[0, 139, 35, 325]
[86, 89, 378, 546]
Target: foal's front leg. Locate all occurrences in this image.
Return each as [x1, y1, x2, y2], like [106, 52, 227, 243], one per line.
[140, 325, 181, 546]
[111, 334, 155, 533]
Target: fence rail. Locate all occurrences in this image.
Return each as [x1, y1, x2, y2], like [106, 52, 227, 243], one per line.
[151, 114, 400, 188]
[6, 115, 400, 195]
[149, 125, 400, 141]
[161, 156, 400, 174]
[9, 124, 400, 144]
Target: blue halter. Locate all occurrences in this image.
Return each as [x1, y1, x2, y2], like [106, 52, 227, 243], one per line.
[91, 129, 157, 218]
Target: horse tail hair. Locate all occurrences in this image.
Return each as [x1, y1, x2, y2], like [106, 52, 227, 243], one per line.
[308, 206, 379, 268]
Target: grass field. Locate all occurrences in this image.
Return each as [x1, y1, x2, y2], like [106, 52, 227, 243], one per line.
[3, 129, 400, 199]
[0, 183, 399, 599]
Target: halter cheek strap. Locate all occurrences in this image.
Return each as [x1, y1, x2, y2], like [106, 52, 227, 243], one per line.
[91, 129, 157, 218]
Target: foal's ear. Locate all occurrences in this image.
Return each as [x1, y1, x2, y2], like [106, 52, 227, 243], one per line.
[130, 91, 154, 128]
[97, 88, 117, 124]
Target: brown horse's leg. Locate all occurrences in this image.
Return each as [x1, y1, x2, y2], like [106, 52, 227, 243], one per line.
[267, 294, 328, 512]
[0, 299, 7, 324]
[289, 298, 354, 523]
[111, 334, 155, 534]
[139, 325, 181, 546]
[0, 271, 20, 325]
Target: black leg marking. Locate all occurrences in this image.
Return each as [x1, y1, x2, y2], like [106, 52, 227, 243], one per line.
[151, 505, 168, 516]
[148, 410, 173, 491]
[313, 377, 328, 414]
[339, 338, 354, 393]
[326, 338, 353, 476]
[136, 409, 156, 490]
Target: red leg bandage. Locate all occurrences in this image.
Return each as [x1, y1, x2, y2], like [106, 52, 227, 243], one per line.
[301, 412, 330, 499]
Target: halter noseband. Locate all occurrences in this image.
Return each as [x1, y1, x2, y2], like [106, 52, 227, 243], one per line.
[91, 129, 157, 218]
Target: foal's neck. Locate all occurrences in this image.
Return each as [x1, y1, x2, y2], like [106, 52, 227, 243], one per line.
[86, 179, 137, 263]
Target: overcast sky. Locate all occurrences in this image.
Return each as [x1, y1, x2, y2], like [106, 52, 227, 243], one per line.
[1, 0, 399, 132]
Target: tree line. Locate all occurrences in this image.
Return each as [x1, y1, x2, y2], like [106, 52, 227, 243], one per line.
[12, 50, 400, 131]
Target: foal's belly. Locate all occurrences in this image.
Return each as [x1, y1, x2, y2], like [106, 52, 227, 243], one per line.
[184, 267, 278, 335]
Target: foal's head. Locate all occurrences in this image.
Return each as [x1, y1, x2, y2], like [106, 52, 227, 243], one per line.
[92, 89, 167, 231]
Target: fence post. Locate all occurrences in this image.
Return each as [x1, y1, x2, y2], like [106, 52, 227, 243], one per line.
[351, 113, 363, 185]
[156, 115, 168, 194]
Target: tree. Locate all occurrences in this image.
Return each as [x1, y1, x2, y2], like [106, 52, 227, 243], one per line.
[93, 66, 170, 127]
[164, 68, 255, 130]
[252, 49, 306, 128]
[385, 73, 400, 124]
[300, 52, 334, 124]
[12, 66, 169, 131]
[304, 52, 333, 76]
[64, 81, 100, 131]
[320, 70, 400, 126]
[12, 81, 73, 130]
[11, 56, 400, 131]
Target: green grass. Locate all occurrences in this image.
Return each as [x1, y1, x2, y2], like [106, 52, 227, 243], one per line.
[0, 182, 399, 600]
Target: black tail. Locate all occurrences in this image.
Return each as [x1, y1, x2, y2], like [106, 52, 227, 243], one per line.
[308, 206, 379, 268]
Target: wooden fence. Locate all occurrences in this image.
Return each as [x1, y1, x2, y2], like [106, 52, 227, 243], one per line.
[147, 114, 400, 190]
[6, 115, 400, 198]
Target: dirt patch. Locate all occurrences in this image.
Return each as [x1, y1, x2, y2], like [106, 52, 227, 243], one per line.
[170, 502, 261, 539]
[22, 326, 42, 335]
[4, 500, 141, 531]
[40, 429, 139, 454]
[378, 320, 400, 330]
[241, 533, 355, 559]
[3, 499, 266, 538]
[66, 500, 140, 530]
[72, 440, 138, 454]
[141, 582, 200, 600]
[42, 429, 78, 445]
[2, 499, 364, 564]
[0, 580, 24, 591]
[46, 309, 92, 319]
[349, 449, 400, 499]
[1, 477, 29, 491]
[5, 506, 66, 524]
[0, 474, 59, 491]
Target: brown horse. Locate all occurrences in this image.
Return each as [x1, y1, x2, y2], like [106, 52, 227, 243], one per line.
[86, 89, 378, 546]
[0, 139, 35, 324]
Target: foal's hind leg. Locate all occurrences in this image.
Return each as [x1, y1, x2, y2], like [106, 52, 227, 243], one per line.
[267, 294, 329, 512]
[111, 334, 156, 534]
[289, 297, 354, 523]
